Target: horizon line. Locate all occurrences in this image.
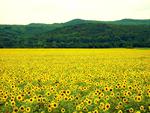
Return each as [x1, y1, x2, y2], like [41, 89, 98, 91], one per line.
[0, 18, 150, 25]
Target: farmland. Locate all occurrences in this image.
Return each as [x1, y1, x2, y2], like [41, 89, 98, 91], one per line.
[0, 49, 150, 113]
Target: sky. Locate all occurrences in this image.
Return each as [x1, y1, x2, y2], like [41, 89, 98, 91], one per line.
[0, 0, 150, 24]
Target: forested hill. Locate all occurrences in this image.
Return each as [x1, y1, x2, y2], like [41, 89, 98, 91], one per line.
[0, 19, 150, 48]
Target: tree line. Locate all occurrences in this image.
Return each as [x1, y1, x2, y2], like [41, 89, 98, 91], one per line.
[0, 20, 150, 48]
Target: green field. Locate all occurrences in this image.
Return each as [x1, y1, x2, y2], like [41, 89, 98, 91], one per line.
[0, 49, 150, 113]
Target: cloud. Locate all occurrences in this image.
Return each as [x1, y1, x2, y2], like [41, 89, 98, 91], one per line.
[0, 0, 150, 24]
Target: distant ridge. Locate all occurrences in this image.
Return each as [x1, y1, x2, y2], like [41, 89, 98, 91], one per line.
[0, 18, 150, 48]
[38, 18, 150, 26]
[111, 19, 150, 25]
[1, 18, 150, 26]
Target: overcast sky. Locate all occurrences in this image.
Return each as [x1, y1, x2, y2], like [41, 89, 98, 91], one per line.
[0, 0, 150, 24]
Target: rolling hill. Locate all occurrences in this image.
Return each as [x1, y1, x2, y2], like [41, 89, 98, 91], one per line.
[0, 19, 150, 48]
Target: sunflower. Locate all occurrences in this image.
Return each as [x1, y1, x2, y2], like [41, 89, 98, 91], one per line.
[122, 84, 126, 89]
[110, 92, 115, 97]
[5, 102, 9, 107]
[19, 106, 25, 112]
[52, 102, 58, 108]
[99, 92, 104, 97]
[46, 91, 51, 96]
[99, 102, 104, 109]
[105, 103, 110, 110]
[104, 95, 109, 101]
[140, 105, 144, 111]
[26, 107, 31, 112]
[41, 97, 46, 103]
[118, 110, 123, 113]
[134, 96, 142, 102]
[37, 97, 41, 103]
[104, 86, 109, 92]
[2, 96, 7, 102]
[29, 98, 34, 103]
[63, 95, 68, 101]
[83, 106, 88, 112]
[123, 98, 128, 103]
[48, 107, 52, 112]
[92, 109, 98, 113]
[109, 88, 113, 92]
[118, 102, 122, 106]
[11, 95, 15, 100]
[50, 87, 54, 92]
[76, 105, 81, 111]
[66, 90, 71, 95]
[94, 98, 99, 104]
[69, 95, 74, 101]
[115, 105, 119, 110]
[13, 106, 19, 113]
[87, 99, 92, 105]
[48, 103, 51, 108]
[61, 108, 65, 113]
[11, 101, 16, 106]
[128, 86, 133, 90]
[11, 85, 15, 89]
[33, 95, 37, 100]
[3, 94, 8, 100]
[128, 108, 134, 113]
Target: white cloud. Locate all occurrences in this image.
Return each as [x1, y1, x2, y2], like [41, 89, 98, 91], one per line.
[0, 0, 150, 24]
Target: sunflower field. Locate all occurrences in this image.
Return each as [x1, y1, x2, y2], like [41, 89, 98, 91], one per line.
[0, 49, 150, 113]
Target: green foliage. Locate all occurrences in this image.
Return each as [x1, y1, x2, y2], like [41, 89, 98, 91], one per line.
[0, 19, 150, 48]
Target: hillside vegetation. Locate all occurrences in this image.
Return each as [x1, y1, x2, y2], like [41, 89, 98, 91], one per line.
[0, 19, 150, 48]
